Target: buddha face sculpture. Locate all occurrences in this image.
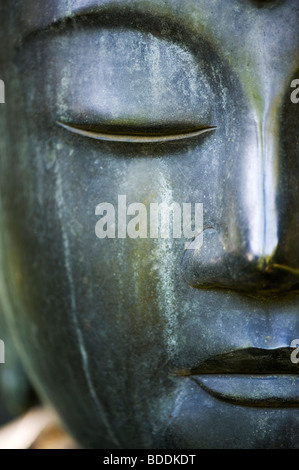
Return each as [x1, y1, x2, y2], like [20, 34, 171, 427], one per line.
[0, 0, 298, 448]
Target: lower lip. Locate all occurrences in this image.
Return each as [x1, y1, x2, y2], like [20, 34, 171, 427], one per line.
[191, 375, 299, 407]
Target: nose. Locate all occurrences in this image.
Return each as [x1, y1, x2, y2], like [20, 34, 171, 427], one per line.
[181, 94, 299, 294]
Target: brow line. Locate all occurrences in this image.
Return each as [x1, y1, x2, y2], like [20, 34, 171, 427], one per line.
[17, 2, 206, 56]
[19, 0, 121, 38]
[18, 1, 177, 44]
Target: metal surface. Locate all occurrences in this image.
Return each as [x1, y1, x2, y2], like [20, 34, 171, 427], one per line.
[0, 0, 298, 448]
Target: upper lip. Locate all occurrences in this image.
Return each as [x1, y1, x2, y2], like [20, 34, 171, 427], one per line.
[175, 347, 298, 375]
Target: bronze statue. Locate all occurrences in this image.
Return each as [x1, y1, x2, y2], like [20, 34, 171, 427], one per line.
[0, 0, 298, 448]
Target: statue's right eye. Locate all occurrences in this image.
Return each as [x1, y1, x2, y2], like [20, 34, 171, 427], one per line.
[56, 120, 216, 144]
[48, 28, 216, 144]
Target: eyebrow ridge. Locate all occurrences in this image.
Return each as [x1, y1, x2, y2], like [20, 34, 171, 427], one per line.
[20, 2, 175, 42]
[18, 1, 207, 54]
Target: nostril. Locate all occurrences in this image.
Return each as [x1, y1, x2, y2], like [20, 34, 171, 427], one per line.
[181, 227, 230, 289]
[249, 0, 283, 9]
[184, 228, 225, 264]
[181, 228, 299, 295]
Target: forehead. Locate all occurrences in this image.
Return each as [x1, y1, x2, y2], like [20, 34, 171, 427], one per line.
[2, 0, 297, 109]
[12, 0, 298, 91]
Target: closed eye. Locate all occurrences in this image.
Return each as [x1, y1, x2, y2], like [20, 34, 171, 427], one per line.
[57, 121, 216, 144]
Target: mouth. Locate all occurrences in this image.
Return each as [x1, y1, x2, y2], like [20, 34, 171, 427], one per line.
[175, 348, 299, 407]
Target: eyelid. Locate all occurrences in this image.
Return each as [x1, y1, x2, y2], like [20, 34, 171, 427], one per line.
[57, 121, 217, 143]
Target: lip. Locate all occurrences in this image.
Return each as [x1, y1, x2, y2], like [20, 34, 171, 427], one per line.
[175, 348, 299, 407]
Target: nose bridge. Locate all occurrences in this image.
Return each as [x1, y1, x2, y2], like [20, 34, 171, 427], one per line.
[181, 7, 299, 294]
[241, 100, 280, 261]
[262, 103, 279, 258]
[181, 97, 299, 293]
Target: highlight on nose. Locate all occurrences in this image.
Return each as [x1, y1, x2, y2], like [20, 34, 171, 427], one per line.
[181, 228, 299, 294]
